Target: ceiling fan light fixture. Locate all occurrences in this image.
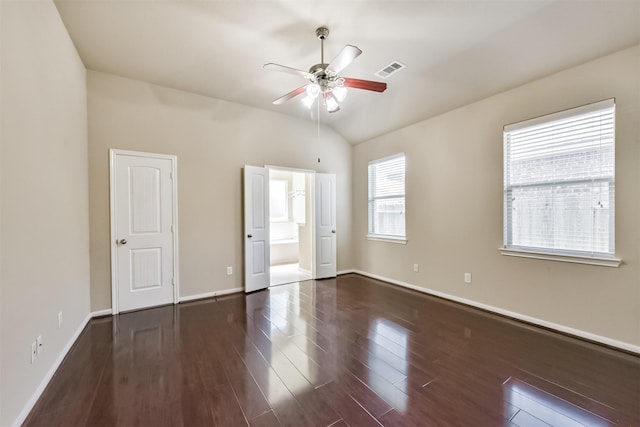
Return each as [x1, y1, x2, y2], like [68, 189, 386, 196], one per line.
[306, 83, 320, 98]
[301, 94, 315, 109]
[302, 83, 320, 108]
[324, 93, 340, 113]
[332, 85, 348, 102]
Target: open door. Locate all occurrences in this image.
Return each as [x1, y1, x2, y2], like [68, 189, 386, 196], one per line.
[315, 173, 337, 279]
[244, 165, 270, 292]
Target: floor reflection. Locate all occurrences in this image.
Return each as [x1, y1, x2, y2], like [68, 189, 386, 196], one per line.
[367, 319, 409, 411]
[24, 275, 640, 427]
[504, 377, 613, 427]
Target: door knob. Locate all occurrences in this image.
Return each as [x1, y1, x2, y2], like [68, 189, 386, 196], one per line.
[331, 230, 336, 234]
[247, 234, 253, 238]
[119, 239, 127, 245]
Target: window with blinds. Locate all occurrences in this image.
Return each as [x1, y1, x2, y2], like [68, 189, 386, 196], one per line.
[368, 154, 406, 239]
[503, 99, 615, 257]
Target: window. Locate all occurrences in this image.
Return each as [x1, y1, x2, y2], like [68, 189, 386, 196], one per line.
[502, 99, 617, 265]
[368, 154, 406, 241]
[269, 179, 288, 221]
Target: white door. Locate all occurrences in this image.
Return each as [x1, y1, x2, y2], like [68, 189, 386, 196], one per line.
[315, 173, 337, 279]
[111, 150, 177, 313]
[244, 165, 270, 293]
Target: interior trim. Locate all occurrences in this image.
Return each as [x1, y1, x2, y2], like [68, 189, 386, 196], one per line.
[337, 269, 355, 276]
[13, 312, 93, 427]
[109, 149, 180, 315]
[178, 287, 244, 303]
[349, 269, 640, 355]
[90, 309, 112, 318]
[499, 247, 622, 267]
[13, 287, 249, 426]
[366, 235, 407, 244]
[13, 271, 637, 426]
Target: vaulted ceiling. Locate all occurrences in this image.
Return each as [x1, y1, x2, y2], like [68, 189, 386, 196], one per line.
[54, 0, 640, 144]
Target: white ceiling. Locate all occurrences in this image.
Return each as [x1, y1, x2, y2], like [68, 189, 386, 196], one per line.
[54, 0, 640, 144]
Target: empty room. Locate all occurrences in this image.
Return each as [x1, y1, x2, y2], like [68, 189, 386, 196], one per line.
[1, 1, 639, 426]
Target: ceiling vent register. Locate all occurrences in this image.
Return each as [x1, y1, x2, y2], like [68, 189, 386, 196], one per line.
[375, 61, 406, 79]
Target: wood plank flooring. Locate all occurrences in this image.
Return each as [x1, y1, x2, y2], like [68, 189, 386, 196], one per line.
[24, 274, 640, 426]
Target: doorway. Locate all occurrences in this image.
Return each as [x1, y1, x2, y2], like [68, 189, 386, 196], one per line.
[269, 169, 313, 286]
[243, 165, 336, 293]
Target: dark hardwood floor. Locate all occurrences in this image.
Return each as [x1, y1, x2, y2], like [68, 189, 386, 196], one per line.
[24, 274, 640, 426]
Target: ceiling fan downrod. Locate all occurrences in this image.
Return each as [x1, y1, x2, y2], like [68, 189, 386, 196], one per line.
[316, 27, 329, 65]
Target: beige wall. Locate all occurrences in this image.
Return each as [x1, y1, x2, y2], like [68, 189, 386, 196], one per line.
[0, 1, 90, 425]
[87, 71, 352, 311]
[353, 45, 640, 347]
[0, 6, 636, 423]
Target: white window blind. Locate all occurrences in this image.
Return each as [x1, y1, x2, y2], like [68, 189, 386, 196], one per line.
[503, 99, 615, 257]
[368, 154, 406, 239]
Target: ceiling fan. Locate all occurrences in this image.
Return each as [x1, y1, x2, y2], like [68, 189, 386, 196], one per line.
[264, 27, 387, 113]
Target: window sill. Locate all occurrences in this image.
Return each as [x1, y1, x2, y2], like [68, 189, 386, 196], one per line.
[367, 235, 407, 244]
[499, 247, 621, 267]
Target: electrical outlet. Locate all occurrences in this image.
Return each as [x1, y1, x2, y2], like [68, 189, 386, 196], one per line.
[31, 341, 37, 364]
[464, 273, 472, 284]
[226, 266, 233, 275]
[36, 336, 43, 356]
[58, 312, 63, 329]
[413, 264, 419, 272]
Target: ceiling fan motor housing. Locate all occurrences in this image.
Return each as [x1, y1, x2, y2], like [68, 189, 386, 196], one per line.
[315, 27, 329, 40]
[309, 63, 341, 91]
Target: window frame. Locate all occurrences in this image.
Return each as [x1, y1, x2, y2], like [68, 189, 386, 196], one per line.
[367, 153, 407, 244]
[500, 99, 621, 267]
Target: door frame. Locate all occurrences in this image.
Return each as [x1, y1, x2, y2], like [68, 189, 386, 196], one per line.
[266, 165, 317, 279]
[109, 149, 180, 314]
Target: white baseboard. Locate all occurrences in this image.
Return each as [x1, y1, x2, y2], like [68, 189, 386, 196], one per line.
[12, 311, 93, 427]
[351, 269, 640, 355]
[91, 309, 112, 317]
[178, 287, 244, 303]
[10, 289, 244, 427]
[298, 267, 312, 276]
[13, 271, 635, 427]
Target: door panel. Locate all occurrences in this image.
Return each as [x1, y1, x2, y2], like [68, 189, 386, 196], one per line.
[251, 241, 266, 275]
[251, 175, 266, 229]
[244, 165, 270, 292]
[315, 173, 337, 279]
[319, 236, 332, 265]
[129, 166, 161, 233]
[113, 152, 175, 312]
[130, 248, 162, 290]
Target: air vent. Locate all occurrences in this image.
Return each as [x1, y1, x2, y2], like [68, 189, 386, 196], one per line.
[375, 61, 406, 79]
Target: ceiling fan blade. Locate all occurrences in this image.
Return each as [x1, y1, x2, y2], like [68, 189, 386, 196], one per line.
[343, 77, 387, 92]
[264, 63, 312, 80]
[326, 45, 362, 76]
[272, 86, 307, 105]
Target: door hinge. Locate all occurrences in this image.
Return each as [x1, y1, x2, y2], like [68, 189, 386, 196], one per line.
[172, 277, 175, 286]
[169, 172, 173, 180]
[171, 224, 174, 233]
